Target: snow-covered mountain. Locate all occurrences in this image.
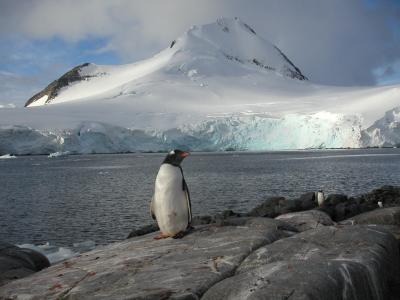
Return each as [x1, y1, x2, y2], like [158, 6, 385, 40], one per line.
[0, 17, 399, 154]
[362, 106, 400, 147]
[25, 17, 307, 108]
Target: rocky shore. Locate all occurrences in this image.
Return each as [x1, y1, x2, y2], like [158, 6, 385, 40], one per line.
[1, 186, 400, 299]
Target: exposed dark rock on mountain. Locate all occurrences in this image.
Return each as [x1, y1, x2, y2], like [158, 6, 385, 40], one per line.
[273, 45, 308, 80]
[24, 63, 93, 107]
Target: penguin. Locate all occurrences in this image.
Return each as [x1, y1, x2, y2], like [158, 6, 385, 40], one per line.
[151, 149, 192, 239]
[316, 190, 325, 207]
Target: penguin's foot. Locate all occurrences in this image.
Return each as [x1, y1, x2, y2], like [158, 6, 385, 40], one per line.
[172, 231, 186, 239]
[154, 232, 170, 240]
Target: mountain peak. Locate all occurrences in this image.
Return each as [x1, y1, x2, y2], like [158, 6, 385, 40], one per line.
[25, 18, 307, 107]
[217, 17, 257, 34]
[200, 17, 257, 35]
[168, 17, 307, 80]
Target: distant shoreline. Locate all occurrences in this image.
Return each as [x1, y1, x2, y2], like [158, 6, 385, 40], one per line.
[1, 146, 399, 158]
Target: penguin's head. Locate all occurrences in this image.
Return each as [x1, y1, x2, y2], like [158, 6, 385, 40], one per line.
[163, 149, 190, 166]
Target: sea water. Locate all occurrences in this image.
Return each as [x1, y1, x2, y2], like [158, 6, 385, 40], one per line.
[1, 149, 399, 258]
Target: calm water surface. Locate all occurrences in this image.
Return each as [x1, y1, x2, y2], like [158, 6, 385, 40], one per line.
[0, 149, 399, 247]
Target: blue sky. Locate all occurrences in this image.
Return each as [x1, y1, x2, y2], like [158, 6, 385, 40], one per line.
[1, 0, 400, 106]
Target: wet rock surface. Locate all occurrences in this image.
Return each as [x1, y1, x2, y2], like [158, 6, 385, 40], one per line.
[204, 226, 400, 300]
[0, 220, 287, 299]
[0, 241, 50, 287]
[340, 207, 400, 242]
[275, 209, 334, 232]
[341, 207, 400, 226]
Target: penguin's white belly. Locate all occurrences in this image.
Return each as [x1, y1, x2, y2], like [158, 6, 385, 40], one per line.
[153, 164, 188, 235]
[317, 192, 325, 206]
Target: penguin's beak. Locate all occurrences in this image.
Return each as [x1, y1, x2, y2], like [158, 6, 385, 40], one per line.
[181, 151, 190, 158]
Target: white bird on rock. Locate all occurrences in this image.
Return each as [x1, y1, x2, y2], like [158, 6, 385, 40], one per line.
[151, 149, 192, 239]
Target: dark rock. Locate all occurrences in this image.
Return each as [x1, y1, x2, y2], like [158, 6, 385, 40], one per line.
[126, 223, 158, 238]
[24, 63, 95, 107]
[248, 192, 319, 219]
[326, 193, 348, 205]
[248, 196, 285, 217]
[220, 209, 241, 219]
[247, 196, 289, 218]
[297, 191, 317, 210]
[17, 248, 50, 271]
[275, 209, 334, 232]
[213, 210, 243, 225]
[191, 215, 213, 226]
[334, 202, 347, 221]
[241, 20, 257, 35]
[359, 185, 400, 207]
[0, 241, 50, 286]
[203, 226, 400, 300]
[320, 186, 400, 222]
[273, 45, 308, 81]
[319, 194, 356, 221]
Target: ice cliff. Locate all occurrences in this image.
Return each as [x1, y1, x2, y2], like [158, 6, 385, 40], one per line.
[0, 112, 365, 155]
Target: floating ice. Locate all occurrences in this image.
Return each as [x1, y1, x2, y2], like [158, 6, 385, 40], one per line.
[0, 154, 17, 159]
[18, 241, 96, 265]
[48, 151, 70, 158]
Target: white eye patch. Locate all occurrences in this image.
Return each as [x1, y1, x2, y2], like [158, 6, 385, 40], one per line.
[169, 150, 175, 155]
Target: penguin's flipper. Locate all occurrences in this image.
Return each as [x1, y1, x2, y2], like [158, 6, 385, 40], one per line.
[183, 178, 192, 226]
[150, 195, 156, 220]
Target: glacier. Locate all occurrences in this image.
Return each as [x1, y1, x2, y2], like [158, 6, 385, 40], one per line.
[0, 17, 400, 154]
[0, 112, 364, 155]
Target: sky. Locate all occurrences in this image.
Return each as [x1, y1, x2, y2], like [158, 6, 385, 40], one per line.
[1, 0, 400, 107]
